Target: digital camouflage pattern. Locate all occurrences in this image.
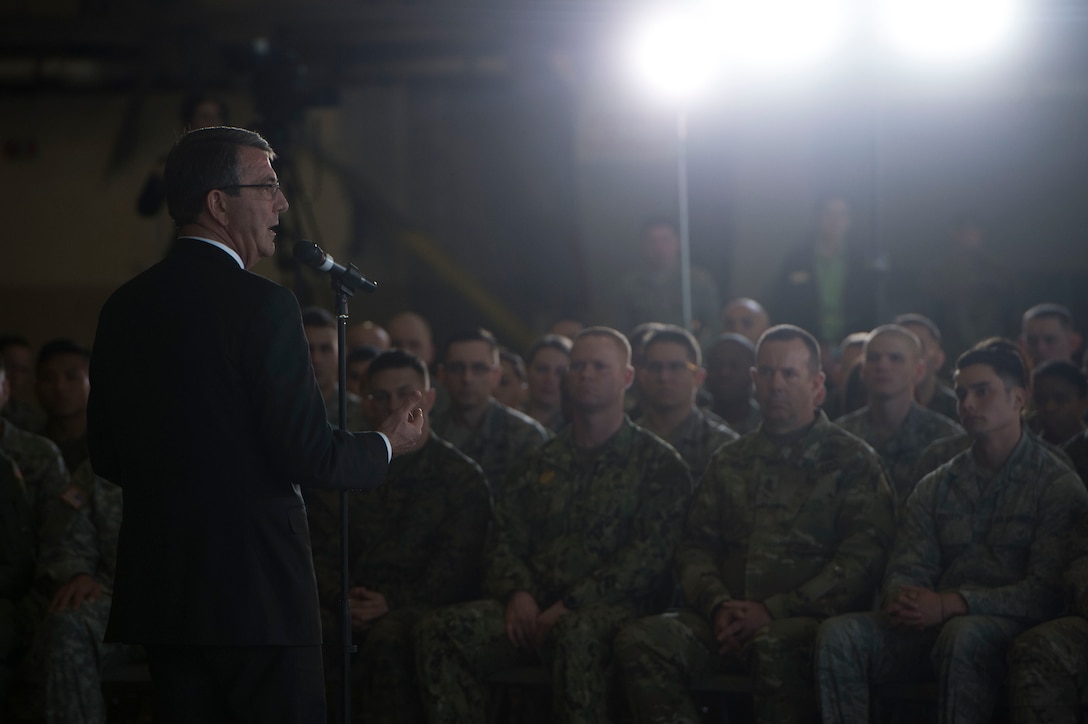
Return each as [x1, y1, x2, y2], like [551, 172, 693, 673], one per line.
[325, 390, 368, 432]
[836, 402, 963, 505]
[816, 432, 1088, 724]
[615, 411, 894, 724]
[915, 428, 1075, 484]
[0, 421, 74, 552]
[305, 432, 490, 724]
[1007, 511, 1088, 724]
[635, 406, 738, 482]
[430, 398, 550, 495]
[22, 465, 140, 724]
[416, 418, 692, 724]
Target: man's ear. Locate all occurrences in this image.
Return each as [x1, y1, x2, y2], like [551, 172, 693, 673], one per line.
[422, 387, 437, 414]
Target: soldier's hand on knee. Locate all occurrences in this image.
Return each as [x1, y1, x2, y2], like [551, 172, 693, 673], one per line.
[49, 573, 101, 613]
[505, 591, 541, 650]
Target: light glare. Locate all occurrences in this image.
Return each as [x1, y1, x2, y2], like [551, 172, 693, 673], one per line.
[628, 6, 725, 104]
[879, 0, 1018, 62]
[722, 0, 849, 73]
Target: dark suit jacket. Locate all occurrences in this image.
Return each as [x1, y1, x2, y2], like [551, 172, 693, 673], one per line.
[88, 238, 389, 646]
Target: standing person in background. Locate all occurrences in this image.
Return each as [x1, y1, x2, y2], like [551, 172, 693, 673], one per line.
[90, 126, 424, 724]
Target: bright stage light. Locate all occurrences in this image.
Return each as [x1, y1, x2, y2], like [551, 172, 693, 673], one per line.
[878, 0, 1019, 62]
[627, 4, 726, 104]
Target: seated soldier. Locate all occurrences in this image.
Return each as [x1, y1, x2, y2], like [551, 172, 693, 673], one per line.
[415, 327, 693, 723]
[0, 335, 45, 433]
[522, 335, 571, 433]
[430, 328, 550, 494]
[704, 334, 761, 435]
[302, 307, 366, 430]
[815, 340, 1088, 724]
[615, 325, 895, 724]
[495, 348, 529, 411]
[1020, 303, 1083, 367]
[1063, 428, 1088, 486]
[719, 297, 770, 345]
[19, 469, 140, 724]
[822, 332, 868, 420]
[894, 313, 959, 421]
[1007, 511, 1088, 723]
[34, 340, 92, 473]
[305, 350, 490, 724]
[835, 325, 963, 505]
[1030, 359, 1088, 446]
[634, 325, 737, 481]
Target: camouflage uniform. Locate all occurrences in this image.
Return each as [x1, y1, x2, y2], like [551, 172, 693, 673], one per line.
[0, 450, 33, 704]
[836, 403, 963, 505]
[925, 380, 960, 422]
[1007, 512, 1088, 724]
[815, 432, 1088, 724]
[615, 412, 896, 724]
[415, 419, 692, 724]
[430, 398, 550, 495]
[22, 463, 141, 724]
[325, 389, 368, 432]
[916, 429, 1075, 485]
[0, 421, 74, 550]
[635, 406, 738, 482]
[305, 433, 490, 724]
[720, 398, 762, 437]
[1061, 429, 1088, 486]
[2, 399, 46, 435]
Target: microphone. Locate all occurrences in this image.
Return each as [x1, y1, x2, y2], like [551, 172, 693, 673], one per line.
[293, 240, 377, 293]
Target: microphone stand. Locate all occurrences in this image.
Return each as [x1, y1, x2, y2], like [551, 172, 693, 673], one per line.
[333, 273, 356, 724]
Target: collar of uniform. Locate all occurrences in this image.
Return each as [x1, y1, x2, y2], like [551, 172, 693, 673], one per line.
[175, 236, 244, 270]
[752, 410, 832, 464]
[539, 416, 639, 473]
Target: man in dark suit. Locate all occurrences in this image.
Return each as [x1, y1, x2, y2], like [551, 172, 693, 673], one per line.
[87, 126, 424, 724]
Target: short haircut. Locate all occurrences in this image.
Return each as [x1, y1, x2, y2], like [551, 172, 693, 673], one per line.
[443, 328, 499, 361]
[840, 332, 869, 351]
[1033, 359, 1088, 399]
[1022, 303, 1075, 329]
[575, 326, 632, 366]
[499, 348, 527, 382]
[366, 348, 430, 390]
[36, 339, 91, 371]
[956, 337, 1030, 390]
[708, 333, 756, 358]
[526, 334, 572, 366]
[301, 307, 336, 329]
[347, 345, 381, 366]
[865, 324, 921, 357]
[757, 324, 822, 374]
[165, 126, 274, 227]
[643, 324, 702, 366]
[894, 313, 942, 344]
[0, 334, 30, 354]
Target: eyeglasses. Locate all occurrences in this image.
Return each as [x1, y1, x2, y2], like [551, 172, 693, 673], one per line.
[216, 183, 282, 198]
[365, 387, 421, 404]
[643, 360, 698, 375]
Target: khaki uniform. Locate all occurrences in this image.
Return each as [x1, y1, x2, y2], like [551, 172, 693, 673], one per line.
[816, 432, 1088, 724]
[415, 419, 692, 724]
[430, 398, 550, 494]
[836, 403, 963, 505]
[306, 433, 490, 724]
[615, 412, 895, 723]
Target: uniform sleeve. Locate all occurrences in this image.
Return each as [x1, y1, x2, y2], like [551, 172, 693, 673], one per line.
[563, 449, 692, 610]
[0, 456, 33, 599]
[677, 460, 737, 620]
[483, 454, 541, 602]
[382, 463, 492, 609]
[40, 488, 101, 587]
[882, 471, 952, 605]
[762, 454, 895, 619]
[957, 472, 1088, 621]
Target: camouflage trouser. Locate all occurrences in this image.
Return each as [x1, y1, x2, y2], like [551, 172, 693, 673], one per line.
[613, 608, 820, 724]
[331, 606, 429, 724]
[1008, 616, 1088, 724]
[815, 611, 1027, 724]
[415, 599, 634, 724]
[21, 595, 141, 724]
